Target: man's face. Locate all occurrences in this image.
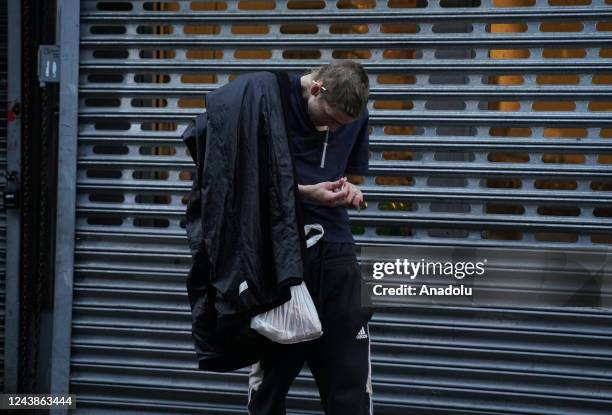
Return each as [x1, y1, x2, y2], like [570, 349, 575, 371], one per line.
[306, 93, 356, 133]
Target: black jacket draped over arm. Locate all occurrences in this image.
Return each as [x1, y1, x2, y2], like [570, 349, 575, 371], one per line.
[182, 71, 306, 371]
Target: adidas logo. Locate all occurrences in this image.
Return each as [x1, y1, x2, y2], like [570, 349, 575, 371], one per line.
[356, 326, 368, 340]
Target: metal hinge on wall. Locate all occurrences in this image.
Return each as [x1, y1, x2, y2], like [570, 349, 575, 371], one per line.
[4, 170, 19, 208]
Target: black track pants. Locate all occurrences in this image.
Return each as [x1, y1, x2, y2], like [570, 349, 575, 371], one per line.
[247, 242, 374, 415]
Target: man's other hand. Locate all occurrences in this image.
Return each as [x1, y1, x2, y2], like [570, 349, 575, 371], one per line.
[341, 180, 364, 209]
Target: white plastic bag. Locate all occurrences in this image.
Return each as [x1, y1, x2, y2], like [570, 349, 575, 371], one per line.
[250, 282, 322, 344]
[250, 224, 324, 344]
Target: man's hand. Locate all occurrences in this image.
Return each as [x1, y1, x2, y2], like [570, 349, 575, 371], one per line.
[298, 177, 364, 209]
[342, 180, 364, 209]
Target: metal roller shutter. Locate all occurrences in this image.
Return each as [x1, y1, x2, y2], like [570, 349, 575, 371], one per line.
[70, 0, 612, 413]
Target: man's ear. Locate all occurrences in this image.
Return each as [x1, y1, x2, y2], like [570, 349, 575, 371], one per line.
[310, 80, 323, 96]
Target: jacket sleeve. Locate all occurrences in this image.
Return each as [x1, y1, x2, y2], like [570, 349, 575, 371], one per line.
[262, 84, 304, 288]
[182, 112, 208, 258]
[182, 111, 207, 166]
